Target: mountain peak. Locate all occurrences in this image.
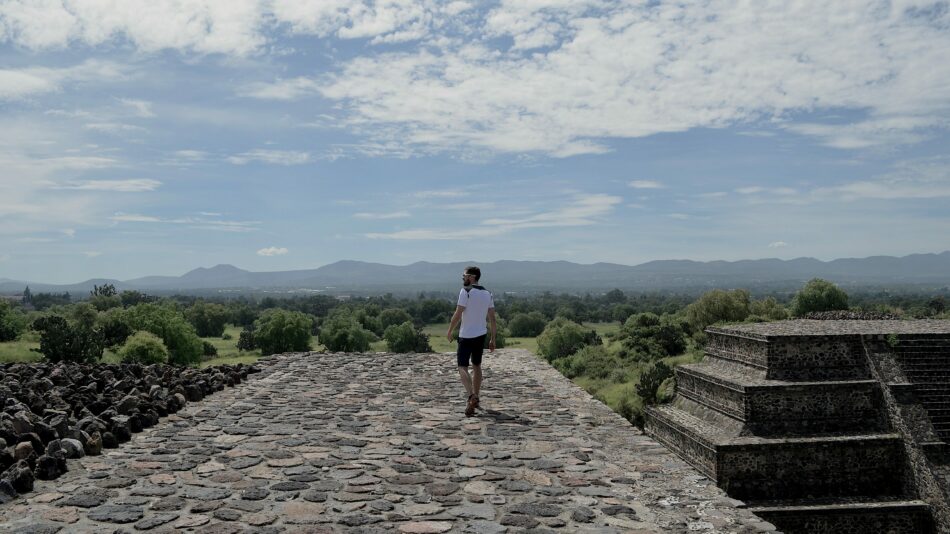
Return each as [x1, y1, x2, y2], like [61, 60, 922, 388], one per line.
[182, 264, 249, 278]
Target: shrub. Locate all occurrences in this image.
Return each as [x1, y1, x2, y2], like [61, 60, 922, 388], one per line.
[748, 296, 790, 322]
[97, 309, 134, 348]
[255, 309, 314, 356]
[318, 311, 374, 352]
[636, 361, 674, 406]
[31, 315, 104, 363]
[536, 318, 601, 362]
[237, 326, 257, 351]
[186, 301, 230, 337]
[0, 300, 27, 342]
[791, 278, 849, 316]
[379, 308, 414, 331]
[118, 331, 169, 364]
[552, 345, 619, 379]
[685, 289, 751, 332]
[383, 321, 433, 353]
[202, 340, 218, 358]
[122, 303, 204, 366]
[616, 313, 689, 361]
[507, 312, 547, 337]
[221, 332, 233, 340]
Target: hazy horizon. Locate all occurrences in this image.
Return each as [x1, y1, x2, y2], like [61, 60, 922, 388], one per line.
[2, 2, 949, 284]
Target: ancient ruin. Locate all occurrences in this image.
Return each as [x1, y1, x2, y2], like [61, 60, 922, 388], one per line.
[646, 319, 950, 534]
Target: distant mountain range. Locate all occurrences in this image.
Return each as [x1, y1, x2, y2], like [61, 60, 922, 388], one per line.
[2, 251, 950, 296]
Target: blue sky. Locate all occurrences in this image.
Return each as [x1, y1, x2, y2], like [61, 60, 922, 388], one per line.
[1, 1, 949, 284]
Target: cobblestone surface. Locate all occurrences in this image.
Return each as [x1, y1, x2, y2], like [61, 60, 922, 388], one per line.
[0, 349, 775, 533]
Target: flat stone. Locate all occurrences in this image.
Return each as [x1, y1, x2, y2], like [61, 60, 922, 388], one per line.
[500, 514, 539, 528]
[509, 503, 562, 517]
[41, 507, 80, 524]
[451, 503, 495, 520]
[173, 514, 212, 528]
[133, 512, 179, 530]
[282, 501, 326, 524]
[463, 481, 496, 495]
[245, 512, 278, 526]
[149, 473, 177, 485]
[31, 493, 65, 504]
[399, 521, 454, 533]
[183, 486, 232, 500]
[87, 505, 145, 523]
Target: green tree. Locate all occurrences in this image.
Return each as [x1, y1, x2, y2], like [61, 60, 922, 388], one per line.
[536, 318, 601, 362]
[383, 321, 433, 353]
[749, 296, 790, 321]
[254, 309, 313, 356]
[185, 301, 230, 337]
[507, 312, 547, 337]
[120, 290, 150, 308]
[122, 303, 204, 366]
[237, 325, 257, 351]
[791, 278, 849, 316]
[118, 331, 169, 365]
[552, 344, 620, 379]
[89, 284, 120, 312]
[0, 300, 28, 342]
[636, 361, 673, 406]
[379, 308, 413, 331]
[31, 315, 104, 363]
[685, 289, 751, 332]
[616, 313, 689, 361]
[97, 309, 134, 348]
[22, 286, 32, 305]
[318, 311, 374, 352]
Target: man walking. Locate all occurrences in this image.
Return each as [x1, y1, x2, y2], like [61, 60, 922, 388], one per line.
[447, 266, 496, 417]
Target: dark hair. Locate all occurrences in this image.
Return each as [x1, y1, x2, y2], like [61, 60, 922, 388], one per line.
[464, 265, 481, 281]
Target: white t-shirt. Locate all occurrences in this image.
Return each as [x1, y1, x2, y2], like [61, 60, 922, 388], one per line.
[457, 286, 494, 339]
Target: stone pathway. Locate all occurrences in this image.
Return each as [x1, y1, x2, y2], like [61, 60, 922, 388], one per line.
[0, 349, 777, 533]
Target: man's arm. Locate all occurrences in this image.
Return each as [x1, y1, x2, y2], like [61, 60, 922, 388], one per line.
[487, 308, 497, 352]
[447, 305, 464, 341]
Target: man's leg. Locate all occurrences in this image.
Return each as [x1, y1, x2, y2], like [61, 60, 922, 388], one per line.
[458, 366, 474, 396]
[472, 365, 482, 398]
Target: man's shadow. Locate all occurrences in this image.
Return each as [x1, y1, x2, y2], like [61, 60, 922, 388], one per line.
[478, 408, 532, 426]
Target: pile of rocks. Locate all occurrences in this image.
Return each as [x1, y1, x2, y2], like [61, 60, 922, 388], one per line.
[803, 310, 901, 320]
[0, 361, 259, 503]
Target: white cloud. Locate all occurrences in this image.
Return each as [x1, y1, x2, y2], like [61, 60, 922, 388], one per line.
[56, 179, 161, 192]
[736, 186, 765, 195]
[84, 122, 146, 134]
[0, 60, 126, 100]
[413, 190, 468, 199]
[629, 180, 663, 189]
[62, 229, 76, 237]
[83, 251, 102, 258]
[257, 246, 289, 256]
[228, 149, 311, 165]
[238, 77, 321, 100]
[669, 213, 691, 220]
[111, 212, 260, 232]
[313, 2, 950, 156]
[0, 0, 267, 55]
[367, 193, 620, 239]
[768, 241, 789, 248]
[353, 211, 411, 220]
[117, 98, 155, 118]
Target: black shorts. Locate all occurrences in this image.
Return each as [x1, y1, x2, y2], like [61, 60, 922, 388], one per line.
[457, 335, 486, 367]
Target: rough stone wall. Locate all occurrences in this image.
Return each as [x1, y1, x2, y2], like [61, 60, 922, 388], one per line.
[864, 339, 950, 531]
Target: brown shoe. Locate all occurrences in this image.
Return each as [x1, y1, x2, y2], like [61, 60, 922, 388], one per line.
[465, 394, 477, 417]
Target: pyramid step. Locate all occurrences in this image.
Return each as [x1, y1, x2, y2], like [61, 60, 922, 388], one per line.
[747, 499, 934, 534]
[676, 363, 885, 435]
[645, 403, 904, 501]
[705, 328, 871, 381]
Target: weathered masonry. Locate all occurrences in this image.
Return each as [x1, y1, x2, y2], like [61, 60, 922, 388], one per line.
[646, 319, 950, 534]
